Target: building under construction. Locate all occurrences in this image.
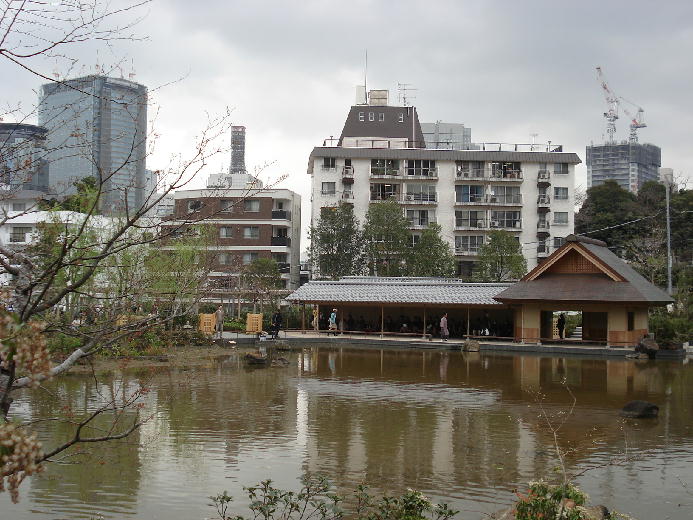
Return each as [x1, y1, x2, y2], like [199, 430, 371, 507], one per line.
[586, 141, 661, 193]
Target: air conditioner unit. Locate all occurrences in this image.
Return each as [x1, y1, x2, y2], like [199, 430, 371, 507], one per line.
[490, 220, 500, 228]
[405, 194, 413, 201]
[476, 220, 485, 228]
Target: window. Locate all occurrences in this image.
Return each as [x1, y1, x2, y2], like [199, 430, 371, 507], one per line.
[322, 157, 336, 170]
[456, 184, 484, 203]
[405, 159, 436, 176]
[219, 226, 233, 238]
[187, 200, 202, 212]
[219, 252, 235, 265]
[243, 226, 259, 239]
[456, 161, 484, 178]
[554, 187, 569, 200]
[368, 112, 375, 121]
[10, 226, 32, 243]
[490, 210, 521, 228]
[410, 234, 421, 246]
[276, 201, 284, 210]
[242, 252, 259, 265]
[398, 113, 404, 123]
[244, 199, 260, 212]
[627, 312, 635, 331]
[455, 235, 484, 253]
[344, 158, 352, 167]
[370, 183, 399, 201]
[554, 212, 569, 224]
[406, 209, 434, 226]
[371, 159, 399, 176]
[220, 199, 234, 212]
[456, 210, 485, 228]
[321, 182, 336, 195]
[11, 203, 26, 212]
[553, 237, 565, 249]
[554, 163, 569, 175]
[358, 112, 365, 122]
[405, 184, 436, 202]
[378, 113, 385, 122]
[490, 161, 521, 178]
[491, 185, 521, 204]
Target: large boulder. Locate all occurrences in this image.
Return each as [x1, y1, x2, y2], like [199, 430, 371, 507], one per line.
[463, 340, 480, 352]
[620, 400, 659, 418]
[635, 337, 659, 358]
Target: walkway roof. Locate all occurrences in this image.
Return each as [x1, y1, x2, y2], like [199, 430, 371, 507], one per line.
[286, 277, 510, 306]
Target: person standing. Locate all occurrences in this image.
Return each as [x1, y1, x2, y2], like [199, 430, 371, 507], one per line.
[271, 310, 282, 339]
[440, 313, 449, 342]
[215, 305, 224, 338]
[557, 313, 566, 339]
[329, 308, 338, 336]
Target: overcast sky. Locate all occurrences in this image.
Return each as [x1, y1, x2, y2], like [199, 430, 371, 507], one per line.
[2, 0, 692, 246]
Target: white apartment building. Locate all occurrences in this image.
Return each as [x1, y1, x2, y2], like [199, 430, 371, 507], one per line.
[309, 91, 580, 277]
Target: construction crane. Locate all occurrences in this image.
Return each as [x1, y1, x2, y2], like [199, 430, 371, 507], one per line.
[619, 96, 647, 143]
[596, 66, 619, 144]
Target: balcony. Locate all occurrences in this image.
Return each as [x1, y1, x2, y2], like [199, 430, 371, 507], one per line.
[537, 195, 551, 210]
[455, 246, 481, 256]
[489, 219, 522, 231]
[407, 218, 437, 229]
[455, 219, 487, 231]
[342, 166, 354, 184]
[487, 194, 523, 206]
[272, 210, 291, 220]
[537, 244, 550, 257]
[370, 193, 400, 202]
[369, 167, 401, 178]
[455, 168, 486, 181]
[271, 236, 291, 246]
[404, 168, 438, 179]
[537, 170, 551, 185]
[455, 194, 487, 206]
[489, 169, 523, 181]
[402, 194, 437, 205]
[537, 221, 551, 234]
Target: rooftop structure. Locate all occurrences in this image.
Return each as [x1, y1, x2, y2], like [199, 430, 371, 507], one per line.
[421, 121, 476, 150]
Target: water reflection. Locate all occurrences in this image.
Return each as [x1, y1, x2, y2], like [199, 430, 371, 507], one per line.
[2, 348, 692, 520]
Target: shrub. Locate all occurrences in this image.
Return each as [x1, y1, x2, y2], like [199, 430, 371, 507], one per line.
[514, 481, 587, 520]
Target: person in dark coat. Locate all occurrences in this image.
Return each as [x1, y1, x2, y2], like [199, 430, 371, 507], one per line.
[557, 313, 566, 339]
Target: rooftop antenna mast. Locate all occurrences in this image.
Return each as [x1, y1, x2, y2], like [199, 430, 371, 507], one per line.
[397, 82, 417, 106]
[364, 50, 368, 103]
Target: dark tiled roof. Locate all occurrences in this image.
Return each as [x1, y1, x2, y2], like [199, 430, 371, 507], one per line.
[310, 146, 582, 165]
[339, 106, 425, 146]
[286, 277, 510, 306]
[495, 235, 673, 305]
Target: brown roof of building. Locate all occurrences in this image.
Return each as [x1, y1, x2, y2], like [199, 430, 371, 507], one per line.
[495, 235, 673, 305]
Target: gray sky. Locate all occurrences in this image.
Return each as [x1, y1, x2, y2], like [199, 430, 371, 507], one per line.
[2, 0, 692, 245]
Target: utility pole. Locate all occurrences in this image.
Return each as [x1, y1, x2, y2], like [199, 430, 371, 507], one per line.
[661, 168, 674, 295]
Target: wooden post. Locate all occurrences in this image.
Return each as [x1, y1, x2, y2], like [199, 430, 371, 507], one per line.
[380, 305, 384, 339]
[422, 306, 427, 340]
[466, 307, 470, 338]
[301, 303, 305, 334]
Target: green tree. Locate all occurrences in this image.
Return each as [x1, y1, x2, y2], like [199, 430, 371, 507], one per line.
[242, 258, 282, 312]
[38, 176, 100, 214]
[363, 200, 411, 276]
[309, 203, 364, 279]
[473, 230, 527, 282]
[407, 223, 455, 277]
[574, 180, 640, 247]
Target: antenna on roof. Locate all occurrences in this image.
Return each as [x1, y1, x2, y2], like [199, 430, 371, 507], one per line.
[397, 83, 417, 106]
[363, 50, 368, 103]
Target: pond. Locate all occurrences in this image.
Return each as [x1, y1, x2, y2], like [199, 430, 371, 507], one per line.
[2, 347, 693, 520]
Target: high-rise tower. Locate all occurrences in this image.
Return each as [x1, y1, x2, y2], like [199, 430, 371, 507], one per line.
[229, 125, 246, 174]
[38, 75, 147, 212]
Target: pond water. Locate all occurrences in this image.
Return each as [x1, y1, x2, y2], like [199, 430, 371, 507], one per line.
[2, 347, 693, 520]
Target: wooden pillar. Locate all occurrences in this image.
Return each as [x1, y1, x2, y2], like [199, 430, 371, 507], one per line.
[380, 305, 384, 339]
[422, 306, 427, 340]
[301, 303, 305, 334]
[466, 306, 470, 338]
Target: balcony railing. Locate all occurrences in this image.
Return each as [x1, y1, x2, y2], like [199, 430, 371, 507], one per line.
[272, 210, 291, 220]
[537, 195, 551, 205]
[370, 193, 400, 202]
[488, 194, 523, 205]
[489, 219, 522, 230]
[404, 168, 438, 178]
[455, 194, 486, 204]
[403, 193, 437, 204]
[456, 168, 486, 180]
[537, 170, 551, 182]
[490, 169, 523, 180]
[455, 219, 487, 230]
[342, 166, 354, 176]
[407, 218, 437, 229]
[455, 246, 481, 255]
[537, 220, 551, 230]
[369, 167, 401, 177]
[271, 236, 291, 246]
